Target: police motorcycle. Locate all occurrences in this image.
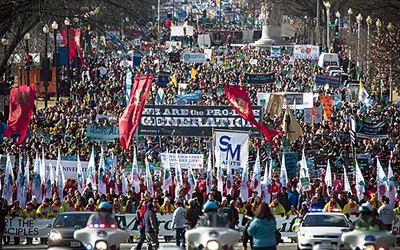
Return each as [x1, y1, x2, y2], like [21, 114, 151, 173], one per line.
[340, 203, 397, 250]
[185, 201, 241, 250]
[74, 202, 129, 250]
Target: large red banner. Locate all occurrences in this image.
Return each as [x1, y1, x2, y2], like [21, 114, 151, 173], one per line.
[5, 84, 36, 144]
[61, 28, 77, 66]
[224, 85, 282, 144]
[119, 74, 154, 150]
[74, 28, 87, 68]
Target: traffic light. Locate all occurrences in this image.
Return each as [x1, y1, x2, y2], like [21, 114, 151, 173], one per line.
[24, 54, 33, 70]
[335, 24, 339, 36]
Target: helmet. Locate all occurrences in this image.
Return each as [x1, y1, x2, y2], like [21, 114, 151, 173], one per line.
[98, 201, 112, 213]
[359, 203, 373, 213]
[203, 201, 218, 213]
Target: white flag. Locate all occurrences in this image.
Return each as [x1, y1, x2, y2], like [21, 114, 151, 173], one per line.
[162, 150, 173, 191]
[280, 154, 288, 188]
[355, 161, 366, 201]
[17, 156, 28, 208]
[40, 149, 48, 201]
[3, 154, 14, 205]
[77, 155, 85, 194]
[376, 158, 388, 201]
[299, 149, 310, 190]
[56, 149, 65, 201]
[121, 170, 128, 196]
[32, 153, 42, 201]
[240, 160, 249, 201]
[98, 148, 107, 195]
[358, 79, 370, 105]
[44, 155, 52, 199]
[343, 167, 352, 194]
[261, 160, 272, 203]
[206, 151, 213, 194]
[217, 153, 224, 193]
[111, 154, 117, 195]
[387, 158, 396, 208]
[187, 165, 197, 196]
[49, 162, 55, 187]
[325, 160, 333, 190]
[145, 160, 154, 197]
[86, 148, 96, 187]
[252, 150, 262, 195]
[174, 152, 183, 199]
[131, 147, 141, 193]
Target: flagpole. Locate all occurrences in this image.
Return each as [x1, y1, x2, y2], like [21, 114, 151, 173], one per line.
[149, 70, 161, 152]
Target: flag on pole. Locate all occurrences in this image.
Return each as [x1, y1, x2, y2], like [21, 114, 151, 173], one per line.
[240, 160, 249, 201]
[110, 153, 117, 194]
[32, 153, 42, 201]
[17, 155, 28, 208]
[145, 160, 154, 197]
[226, 161, 233, 193]
[49, 162, 55, 187]
[387, 157, 396, 208]
[3, 154, 14, 204]
[355, 161, 366, 201]
[187, 165, 197, 196]
[174, 152, 183, 199]
[343, 167, 352, 195]
[252, 150, 262, 195]
[131, 147, 141, 193]
[56, 149, 65, 201]
[217, 152, 224, 193]
[44, 153, 52, 199]
[299, 149, 310, 191]
[191, 68, 197, 79]
[261, 160, 272, 203]
[206, 151, 213, 194]
[86, 148, 96, 187]
[77, 155, 85, 194]
[376, 158, 388, 201]
[358, 79, 369, 105]
[40, 149, 46, 202]
[98, 148, 107, 195]
[280, 154, 288, 188]
[121, 170, 128, 196]
[325, 160, 333, 190]
[162, 150, 173, 191]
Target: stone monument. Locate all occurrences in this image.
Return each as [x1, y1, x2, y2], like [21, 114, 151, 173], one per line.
[255, 0, 288, 47]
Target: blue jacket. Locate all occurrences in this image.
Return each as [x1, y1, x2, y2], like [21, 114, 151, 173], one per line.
[247, 217, 277, 247]
[288, 191, 300, 209]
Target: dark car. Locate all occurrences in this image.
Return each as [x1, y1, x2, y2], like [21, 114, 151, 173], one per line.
[48, 211, 93, 248]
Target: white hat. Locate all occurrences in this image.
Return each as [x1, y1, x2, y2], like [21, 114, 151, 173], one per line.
[164, 197, 170, 202]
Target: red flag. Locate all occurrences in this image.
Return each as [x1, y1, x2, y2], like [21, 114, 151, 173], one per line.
[61, 28, 77, 65]
[5, 84, 36, 144]
[74, 28, 88, 68]
[224, 85, 282, 144]
[119, 74, 154, 150]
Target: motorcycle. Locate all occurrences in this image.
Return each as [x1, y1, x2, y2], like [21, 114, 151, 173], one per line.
[340, 229, 397, 250]
[73, 220, 129, 250]
[185, 214, 241, 250]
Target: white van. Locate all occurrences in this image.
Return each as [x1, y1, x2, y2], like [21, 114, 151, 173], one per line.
[318, 53, 340, 69]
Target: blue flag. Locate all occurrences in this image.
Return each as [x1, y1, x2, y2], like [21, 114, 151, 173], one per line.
[133, 52, 142, 68]
[158, 71, 170, 88]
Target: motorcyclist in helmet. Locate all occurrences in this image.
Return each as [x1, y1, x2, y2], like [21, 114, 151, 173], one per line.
[196, 201, 229, 227]
[352, 202, 385, 231]
[87, 201, 119, 226]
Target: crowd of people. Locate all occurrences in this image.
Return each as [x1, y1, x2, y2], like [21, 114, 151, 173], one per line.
[0, 18, 399, 249]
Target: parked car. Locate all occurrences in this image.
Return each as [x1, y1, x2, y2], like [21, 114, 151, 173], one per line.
[48, 212, 93, 249]
[297, 212, 350, 250]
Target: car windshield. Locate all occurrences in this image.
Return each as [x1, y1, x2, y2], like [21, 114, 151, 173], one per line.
[302, 215, 349, 227]
[53, 213, 92, 228]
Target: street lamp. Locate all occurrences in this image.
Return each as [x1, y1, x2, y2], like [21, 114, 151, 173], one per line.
[23, 33, 31, 85]
[356, 13, 362, 80]
[304, 16, 307, 44]
[43, 24, 49, 108]
[366, 16, 372, 77]
[51, 20, 59, 99]
[387, 22, 394, 103]
[323, 1, 331, 51]
[347, 8, 353, 33]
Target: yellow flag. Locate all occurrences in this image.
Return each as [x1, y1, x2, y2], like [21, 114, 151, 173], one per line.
[191, 68, 197, 79]
[171, 74, 177, 87]
[216, 0, 220, 5]
[282, 105, 303, 142]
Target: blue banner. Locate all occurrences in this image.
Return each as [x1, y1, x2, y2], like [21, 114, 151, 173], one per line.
[86, 125, 119, 142]
[133, 52, 142, 68]
[178, 92, 201, 102]
[58, 47, 68, 66]
[244, 72, 275, 84]
[107, 33, 126, 50]
[158, 71, 170, 88]
[126, 68, 133, 105]
[61, 155, 77, 161]
[279, 152, 297, 178]
[315, 75, 340, 88]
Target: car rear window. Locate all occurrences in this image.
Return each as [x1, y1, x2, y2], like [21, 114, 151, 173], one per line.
[303, 215, 349, 227]
[54, 213, 92, 228]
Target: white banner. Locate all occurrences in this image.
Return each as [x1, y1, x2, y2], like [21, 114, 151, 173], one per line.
[293, 45, 320, 60]
[257, 92, 313, 110]
[10, 214, 400, 238]
[183, 53, 206, 63]
[214, 131, 249, 169]
[160, 153, 204, 169]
